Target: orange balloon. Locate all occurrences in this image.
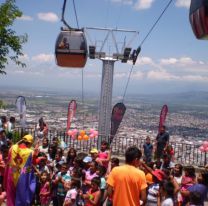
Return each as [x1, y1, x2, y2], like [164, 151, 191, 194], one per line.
[79, 130, 86, 137]
[83, 135, 89, 140]
[78, 135, 83, 140]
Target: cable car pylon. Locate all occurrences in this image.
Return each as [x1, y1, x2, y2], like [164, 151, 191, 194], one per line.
[85, 27, 140, 148]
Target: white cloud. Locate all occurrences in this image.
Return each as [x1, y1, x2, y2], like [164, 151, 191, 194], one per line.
[132, 71, 145, 79]
[146, 69, 208, 82]
[137, 56, 154, 65]
[175, 0, 190, 8]
[37, 12, 59, 23]
[147, 70, 178, 81]
[17, 15, 33, 21]
[134, 0, 155, 10]
[160, 58, 178, 65]
[159, 57, 197, 66]
[32, 54, 54, 62]
[178, 57, 196, 65]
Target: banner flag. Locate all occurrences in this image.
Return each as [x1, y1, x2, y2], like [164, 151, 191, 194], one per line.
[158, 104, 168, 133]
[15, 96, 27, 128]
[66, 100, 77, 133]
[110, 102, 126, 144]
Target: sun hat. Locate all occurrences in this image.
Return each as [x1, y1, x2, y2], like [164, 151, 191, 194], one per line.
[90, 148, 98, 154]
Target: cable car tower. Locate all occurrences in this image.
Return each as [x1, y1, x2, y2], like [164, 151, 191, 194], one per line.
[85, 27, 140, 147]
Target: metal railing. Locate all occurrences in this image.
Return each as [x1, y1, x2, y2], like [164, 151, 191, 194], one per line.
[14, 127, 207, 167]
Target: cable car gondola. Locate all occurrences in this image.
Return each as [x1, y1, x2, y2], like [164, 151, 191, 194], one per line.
[189, 0, 208, 39]
[55, 0, 88, 68]
[55, 29, 88, 68]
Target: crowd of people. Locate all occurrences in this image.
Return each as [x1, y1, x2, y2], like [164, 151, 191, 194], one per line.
[0, 115, 208, 206]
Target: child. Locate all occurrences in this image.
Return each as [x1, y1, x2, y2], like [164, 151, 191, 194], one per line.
[158, 180, 175, 206]
[172, 164, 183, 206]
[181, 171, 208, 206]
[181, 166, 196, 190]
[63, 178, 80, 206]
[96, 165, 107, 204]
[97, 141, 110, 169]
[146, 169, 165, 206]
[83, 177, 101, 206]
[40, 171, 51, 206]
[180, 166, 196, 205]
[66, 148, 77, 168]
[54, 163, 71, 206]
[143, 136, 153, 164]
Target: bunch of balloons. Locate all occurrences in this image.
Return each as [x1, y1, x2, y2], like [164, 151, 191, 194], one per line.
[67, 128, 98, 141]
[199, 141, 208, 153]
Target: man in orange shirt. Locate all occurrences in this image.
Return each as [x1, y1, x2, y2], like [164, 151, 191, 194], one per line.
[107, 146, 147, 206]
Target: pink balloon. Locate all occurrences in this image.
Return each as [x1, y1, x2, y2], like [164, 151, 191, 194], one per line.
[93, 131, 98, 137]
[205, 147, 208, 152]
[72, 129, 78, 136]
[90, 134, 95, 138]
[71, 135, 76, 139]
[67, 130, 73, 136]
[203, 141, 208, 148]
[89, 128, 94, 134]
[199, 146, 206, 152]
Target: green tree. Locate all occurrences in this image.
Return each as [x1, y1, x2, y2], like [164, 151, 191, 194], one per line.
[0, 100, 6, 109]
[0, 0, 27, 74]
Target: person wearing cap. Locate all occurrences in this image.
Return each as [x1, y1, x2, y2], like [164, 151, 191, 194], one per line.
[4, 134, 38, 206]
[146, 169, 166, 206]
[107, 146, 147, 206]
[90, 148, 102, 165]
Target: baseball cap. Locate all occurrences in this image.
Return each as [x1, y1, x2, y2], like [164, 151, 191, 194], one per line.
[22, 134, 34, 143]
[90, 148, 98, 154]
[152, 169, 165, 181]
[36, 156, 47, 164]
[83, 156, 92, 163]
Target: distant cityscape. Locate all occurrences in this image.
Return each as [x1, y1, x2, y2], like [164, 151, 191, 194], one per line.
[0, 88, 208, 147]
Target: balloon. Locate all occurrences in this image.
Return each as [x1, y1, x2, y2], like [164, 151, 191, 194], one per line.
[71, 134, 76, 140]
[72, 129, 78, 136]
[67, 130, 73, 136]
[83, 135, 89, 140]
[78, 135, 83, 141]
[90, 133, 95, 138]
[205, 147, 208, 152]
[89, 128, 94, 133]
[203, 141, 208, 148]
[79, 130, 86, 137]
[93, 131, 98, 137]
[199, 146, 206, 152]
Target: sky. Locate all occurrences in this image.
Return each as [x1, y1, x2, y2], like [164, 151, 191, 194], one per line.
[1, 0, 208, 96]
